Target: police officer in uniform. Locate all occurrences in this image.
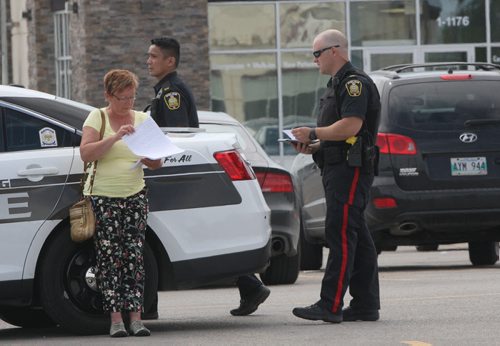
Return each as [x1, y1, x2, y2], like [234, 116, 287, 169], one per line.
[145, 37, 269, 319]
[291, 29, 381, 323]
[146, 37, 199, 128]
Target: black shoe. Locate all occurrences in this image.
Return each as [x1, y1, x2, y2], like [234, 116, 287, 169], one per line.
[292, 303, 342, 323]
[230, 285, 270, 316]
[342, 306, 379, 322]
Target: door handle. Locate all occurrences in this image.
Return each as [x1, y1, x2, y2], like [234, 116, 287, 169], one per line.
[18, 167, 59, 176]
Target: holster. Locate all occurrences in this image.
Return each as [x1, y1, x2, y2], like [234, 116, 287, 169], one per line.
[361, 144, 380, 175]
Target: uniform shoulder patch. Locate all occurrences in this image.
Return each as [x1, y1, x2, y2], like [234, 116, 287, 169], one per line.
[345, 79, 362, 97]
[164, 91, 181, 110]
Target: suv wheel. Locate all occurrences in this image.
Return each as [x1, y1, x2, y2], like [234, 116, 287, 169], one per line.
[260, 249, 300, 285]
[299, 222, 323, 270]
[468, 241, 499, 266]
[38, 225, 158, 334]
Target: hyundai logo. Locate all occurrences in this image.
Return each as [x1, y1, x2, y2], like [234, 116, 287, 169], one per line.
[459, 132, 477, 143]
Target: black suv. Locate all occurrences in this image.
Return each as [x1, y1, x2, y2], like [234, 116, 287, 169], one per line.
[292, 62, 500, 269]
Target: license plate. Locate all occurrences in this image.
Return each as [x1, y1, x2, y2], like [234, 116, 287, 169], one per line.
[450, 157, 487, 176]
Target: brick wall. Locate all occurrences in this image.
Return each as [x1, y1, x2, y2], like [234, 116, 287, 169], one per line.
[29, 0, 210, 110]
[26, 0, 56, 92]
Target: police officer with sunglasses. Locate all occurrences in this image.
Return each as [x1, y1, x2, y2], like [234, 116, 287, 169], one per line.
[291, 29, 381, 323]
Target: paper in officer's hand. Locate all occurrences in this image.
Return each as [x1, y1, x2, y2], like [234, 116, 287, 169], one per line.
[122, 117, 184, 160]
[278, 129, 299, 143]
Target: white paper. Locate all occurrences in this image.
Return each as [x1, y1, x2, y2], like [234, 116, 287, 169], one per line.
[122, 117, 184, 160]
[282, 129, 298, 141]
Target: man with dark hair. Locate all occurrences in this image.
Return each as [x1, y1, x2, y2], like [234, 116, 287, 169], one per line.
[144, 37, 269, 320]
[147, 37, 199, 128]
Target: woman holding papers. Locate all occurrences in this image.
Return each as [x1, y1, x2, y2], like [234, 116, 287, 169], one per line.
[80, 69, 161, 337]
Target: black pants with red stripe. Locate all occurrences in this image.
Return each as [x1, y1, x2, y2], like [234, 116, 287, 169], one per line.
[320, 163, 380, 314]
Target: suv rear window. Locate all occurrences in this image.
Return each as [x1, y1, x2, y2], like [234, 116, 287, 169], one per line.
[388, 81, 500, 131]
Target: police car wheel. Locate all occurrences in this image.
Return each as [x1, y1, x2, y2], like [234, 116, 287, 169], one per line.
[38, 225, 158, 335]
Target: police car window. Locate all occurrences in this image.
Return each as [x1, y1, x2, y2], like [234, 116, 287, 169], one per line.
[3, 108, 73, 152]
[388, 81, 500, 131]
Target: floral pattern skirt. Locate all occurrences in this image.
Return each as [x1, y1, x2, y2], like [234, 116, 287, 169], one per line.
[91, 189, 148, 313]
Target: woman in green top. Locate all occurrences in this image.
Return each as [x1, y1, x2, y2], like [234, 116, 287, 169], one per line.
[80, 69, 162, 337]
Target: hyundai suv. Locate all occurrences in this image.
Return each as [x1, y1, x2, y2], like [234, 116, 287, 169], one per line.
[292, 62, 500, 268]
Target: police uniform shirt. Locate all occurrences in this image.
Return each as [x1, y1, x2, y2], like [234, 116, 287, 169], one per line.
[318, 61, 380, 143]
[152, 71, 199, 128]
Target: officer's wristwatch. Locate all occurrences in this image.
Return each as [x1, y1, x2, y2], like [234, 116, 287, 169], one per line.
[309, 128, 317, 141]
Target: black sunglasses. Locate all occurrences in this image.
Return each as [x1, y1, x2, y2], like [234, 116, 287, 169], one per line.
[312, 45, 340, 58]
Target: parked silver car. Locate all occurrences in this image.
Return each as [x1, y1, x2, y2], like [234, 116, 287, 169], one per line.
[199, 111, 300, 284]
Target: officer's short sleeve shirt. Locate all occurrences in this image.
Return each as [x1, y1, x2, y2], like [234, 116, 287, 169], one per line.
[338, 75, 369, 122]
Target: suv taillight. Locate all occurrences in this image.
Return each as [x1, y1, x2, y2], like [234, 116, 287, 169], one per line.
[255, 170, 294, 193]
[377, 133, 417, 155]
[214, 150, 256, 181]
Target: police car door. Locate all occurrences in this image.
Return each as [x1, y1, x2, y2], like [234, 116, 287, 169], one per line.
[0, 104, 77, 283]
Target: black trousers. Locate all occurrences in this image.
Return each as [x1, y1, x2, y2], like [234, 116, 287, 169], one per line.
[320, 164, 380, 313]
[236, 274, 262, 298]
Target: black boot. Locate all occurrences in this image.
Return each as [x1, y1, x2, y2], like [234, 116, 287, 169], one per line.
[292, 302, 342, 323]
[230, 285, 270, 316]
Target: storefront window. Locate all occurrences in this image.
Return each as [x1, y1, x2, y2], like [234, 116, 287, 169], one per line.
[281, 52, 327, 118]
[350, 1, 416, 47]
[210, 54, 277, 123]
[421, 0, 485, 44]
[491, 47, 500, 64]
[371, 53, 413, 70]
[491, 1, 500, 43]
[280, 2, 345, 49]
[208, 3, 276, 50]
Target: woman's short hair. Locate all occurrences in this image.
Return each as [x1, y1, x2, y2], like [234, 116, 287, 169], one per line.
[103, 69, 139, 95]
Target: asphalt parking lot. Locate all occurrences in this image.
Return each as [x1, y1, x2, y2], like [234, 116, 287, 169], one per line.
[1, 243, 500, 345]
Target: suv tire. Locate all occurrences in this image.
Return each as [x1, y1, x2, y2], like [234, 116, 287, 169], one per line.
[299, 222, 323, 270]
[468, 241, 499, 266]
[260, 250, 300, 285]
[38, 225, 158, 335]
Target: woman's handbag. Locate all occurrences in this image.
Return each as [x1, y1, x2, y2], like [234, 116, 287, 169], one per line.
[69, 110, 105, 242]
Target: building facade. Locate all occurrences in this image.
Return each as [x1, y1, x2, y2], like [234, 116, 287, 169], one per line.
[209, 0, 500, 160]
[2, 0, 500, 157]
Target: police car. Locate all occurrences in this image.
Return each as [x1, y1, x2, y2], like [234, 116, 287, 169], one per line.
[0, 85, 271, 334]
[292, 62, 500, 269]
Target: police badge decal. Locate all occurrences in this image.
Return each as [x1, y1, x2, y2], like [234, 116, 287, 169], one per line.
[346, 80, 362, 97]
[164, 91, 181, 110]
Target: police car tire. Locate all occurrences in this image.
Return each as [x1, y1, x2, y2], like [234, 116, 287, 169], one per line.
[259, 251, 300, 285]
[0, 307, 56, 328]
[38, 225, 158, 335]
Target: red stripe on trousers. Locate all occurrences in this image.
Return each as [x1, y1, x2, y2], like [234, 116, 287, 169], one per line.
[332, 167, 360, 313]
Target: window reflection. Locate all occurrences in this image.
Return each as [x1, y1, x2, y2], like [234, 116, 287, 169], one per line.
[490, 1, 500, 42]
[281, 52, 328, 118]
[491, 47, 500, 64]
[280, 2, 345, 49]
[371, 53, 413, 70]
[421, 0, 485, 44]
[350, 1, 416, 47]
[210, 54, 278, 123]
[209, 4, 276, 50]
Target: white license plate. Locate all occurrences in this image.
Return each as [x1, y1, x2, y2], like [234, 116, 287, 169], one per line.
[450, 157, 487, 176]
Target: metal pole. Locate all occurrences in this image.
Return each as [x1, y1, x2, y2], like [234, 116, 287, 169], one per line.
[1, 0, 8, 84]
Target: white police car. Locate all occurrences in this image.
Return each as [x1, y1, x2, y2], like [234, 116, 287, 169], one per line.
[0, 85, 271, 334]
